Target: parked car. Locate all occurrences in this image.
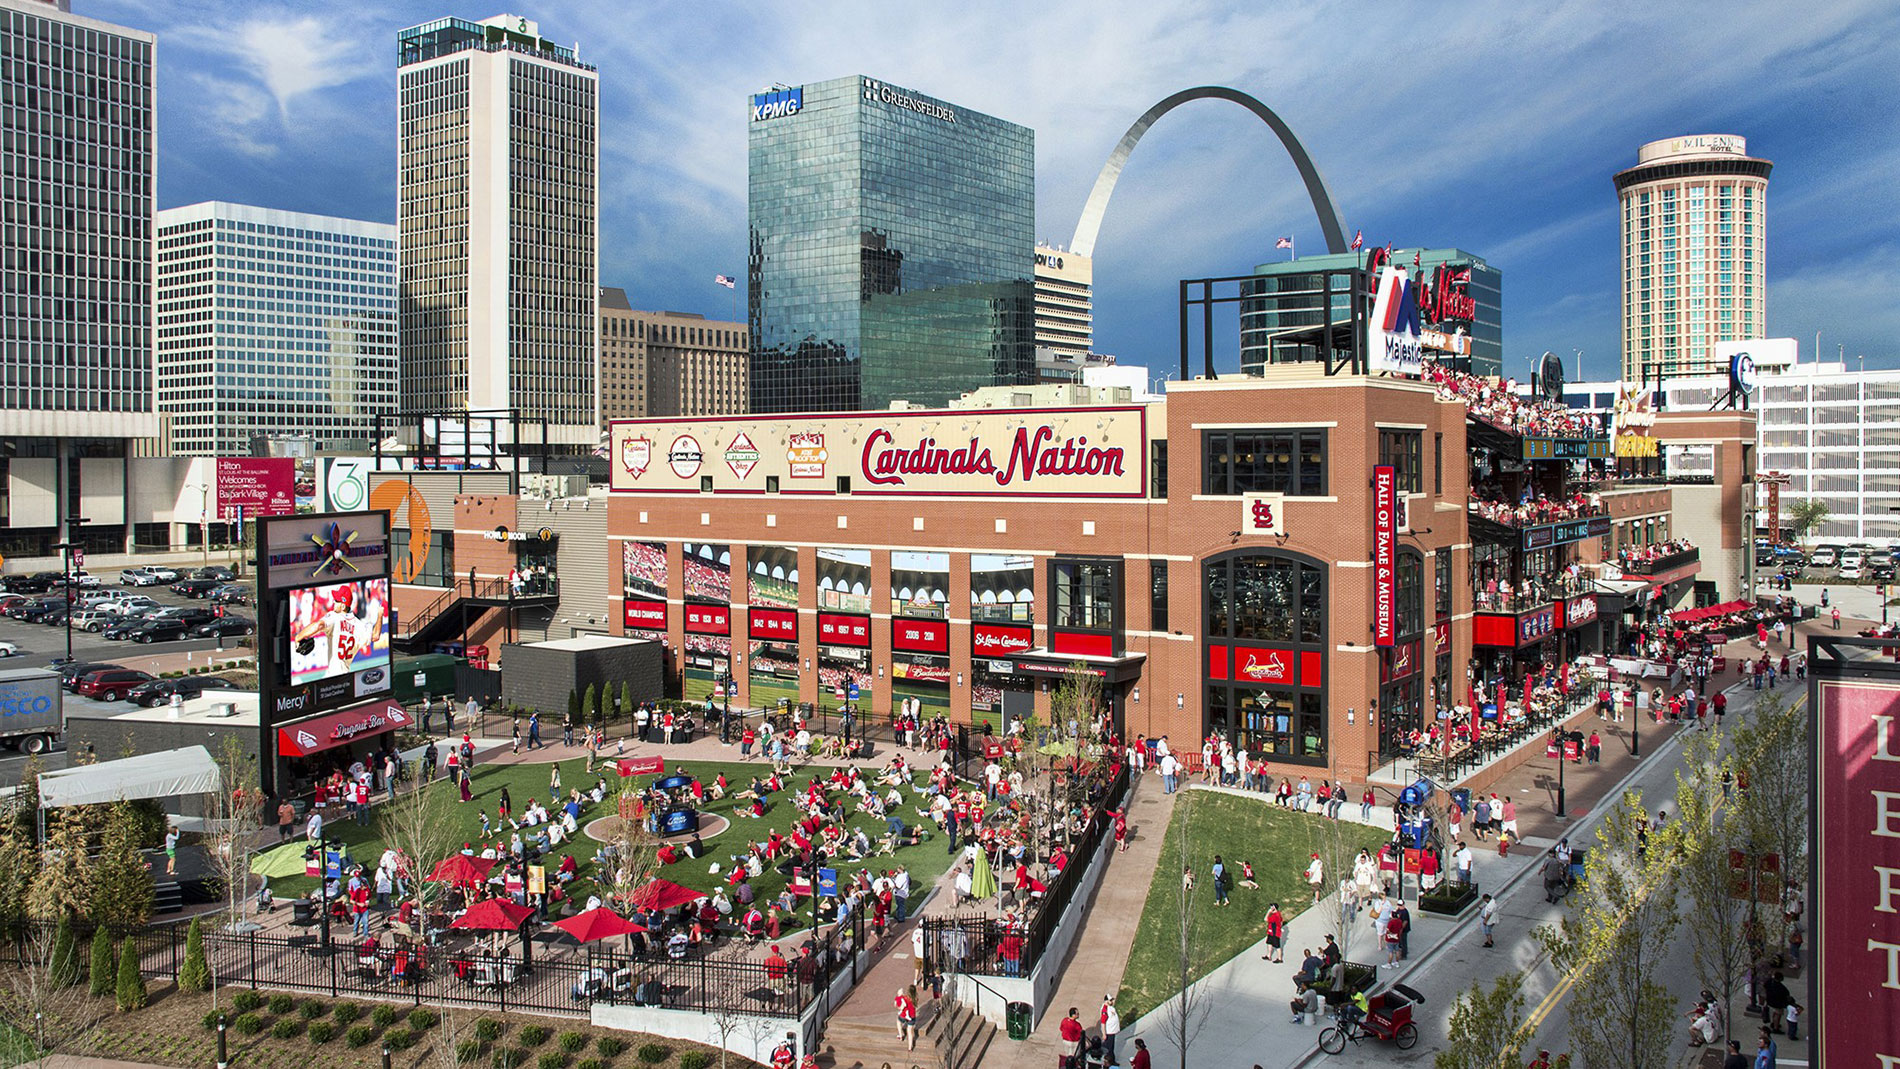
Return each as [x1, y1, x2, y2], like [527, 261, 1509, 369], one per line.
[126, 676, 239, 708]
[0, 641, 18, 658]
[67, 609, 117, 633]
[190, 616, 256, 639]
[191, 566, 235, 582]
[8, 599, 64, 623]
[127, 619, 189, 644]
[96, 595, 160, 616]
[66, 571, 99, 589]
[118, 568, 160, 586]
[1811, 546, 1841, 567]
[73, 668, 154, 702]
[38, 607, 68, 627]
[146, 607, 214, 629]
[171, 577, 221, 598]
[57, 662, 121, 690]
[101, 619, 146, 641]
[1842, 561, 1865, 581]
[1, 574, 52, 595]
[143, 566, 181, 582]
[1874, 562, 1897, 583]
[208, 584, 250, 606]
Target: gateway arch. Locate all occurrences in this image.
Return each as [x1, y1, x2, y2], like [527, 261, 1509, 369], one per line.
[1071, 86, 1350, 258]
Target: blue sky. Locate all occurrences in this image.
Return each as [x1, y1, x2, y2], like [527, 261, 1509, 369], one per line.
[101, 0, 1900, 382]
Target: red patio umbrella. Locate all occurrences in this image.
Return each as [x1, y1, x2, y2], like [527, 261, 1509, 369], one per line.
[553, 907, 647, 944]
[450, 897, 535, 931]
[623, 877, 707, 912]
[426, 854, 496, 887]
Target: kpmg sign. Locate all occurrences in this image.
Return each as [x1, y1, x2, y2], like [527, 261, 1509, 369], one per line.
[751, 86, 802, 122]
[862, 78, 956, 123]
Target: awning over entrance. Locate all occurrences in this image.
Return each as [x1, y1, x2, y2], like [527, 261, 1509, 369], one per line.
[278, 700, 411, 757]
[982, 648, 1146, 685]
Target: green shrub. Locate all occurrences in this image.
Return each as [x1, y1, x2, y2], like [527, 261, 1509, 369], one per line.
[113, 935, 145, 1011]
[178, 917, 210, 992]
[517, 1025, 550, 1047]
[372, 1004, 399, 1028]
[298, 1001, 325, 1021]
[49, 915, 78, 988]
[558, 1032, 587, 1054]
[474, 1019, 504, 1042]
[268, 993, 295, 1015]
[634, 1043, 668, 1064]
[678, 1053, 711, 1069]
[270, 1019, 302, 1040]
[576, 1059, 607, 1069]
[89, 928, 117, 997]
[384, 1027, 415, 1051]
[538, 1054, 566, 1069]
[232, 1013, 265, 1036]
[495, 1046, 531, 1069]
[201, 1010, 222, 1032]
[333, 1003, 362, 1024]
[408, 1008, 440, 1031]
[456, 1039, 483, 1063]
[595, 1037, 627, 1058]
[307, 1022, 337, 1045]
[346, 1024, 375, 1048]
[232, 990, 263, 1013]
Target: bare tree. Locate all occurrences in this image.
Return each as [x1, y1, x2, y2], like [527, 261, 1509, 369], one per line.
[1730, 692, 1806, 958]
[203, 735, 265, 924]
[1532, 791, 1678, 1069]
[376, 778, 464, 934]
[1668, 724, 1751, 1044]
[1162, 791, 1211, 1069]
[0, 923, 111, 1067]
[1310, 810, 1369, 963]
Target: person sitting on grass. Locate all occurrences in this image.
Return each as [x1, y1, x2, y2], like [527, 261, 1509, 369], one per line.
[1239, 861, 1260, 890]
[738, 795, 767, 819]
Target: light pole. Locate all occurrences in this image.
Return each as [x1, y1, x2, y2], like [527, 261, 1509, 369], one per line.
[54, 515, 88, 664]
[186, 482, 212, 567]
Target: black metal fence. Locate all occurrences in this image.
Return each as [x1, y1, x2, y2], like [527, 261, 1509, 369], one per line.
[921, 759, 1130, 978]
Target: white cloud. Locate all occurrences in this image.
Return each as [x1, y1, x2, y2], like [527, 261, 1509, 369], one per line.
[174, 14, 379, 119]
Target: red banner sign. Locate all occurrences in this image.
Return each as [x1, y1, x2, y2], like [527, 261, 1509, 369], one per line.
[684, 602, 730, 635]
[818, 612, 871, 647]
[1051, 630, 1113, 658]
[748, 607, 798, 640]
[892, 617, 948, 654]
[1815, 675, 1900, 1066]
[972, 623, 1033, 655]
[623, 597, 667, 630]
[278, 700, 408, 757]
[615, 756, 666, 777]
[1234, 647, 1294, 685]
[1373, 465, 1396, 647]
[216, 457, 296, 518]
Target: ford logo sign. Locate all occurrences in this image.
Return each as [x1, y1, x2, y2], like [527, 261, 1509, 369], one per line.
[360, 668, 386, 686]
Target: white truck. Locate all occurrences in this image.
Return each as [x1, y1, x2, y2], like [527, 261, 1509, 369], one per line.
[0, 669, 62, 754]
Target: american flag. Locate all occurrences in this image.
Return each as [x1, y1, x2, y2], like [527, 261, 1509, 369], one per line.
[1274, 236, 1294, 250]
[1349, 229, 1363, 251]
[714, 274, 736, 289]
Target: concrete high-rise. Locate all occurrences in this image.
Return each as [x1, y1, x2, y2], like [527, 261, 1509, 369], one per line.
[0, 0, 155, 556]
[748, 75, 1036, 413]
[396, 13, 598, 447]
[1615, 135, 1771, 383]
[599, 287, 747, 422]
[155, 203, 397, 456]
[1033, 244, 1092, 358]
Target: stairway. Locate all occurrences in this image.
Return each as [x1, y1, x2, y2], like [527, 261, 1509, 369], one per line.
[153, 880, 183, 914]
[817, 1015, 917, 1069]
[923, 996, 998, 1069]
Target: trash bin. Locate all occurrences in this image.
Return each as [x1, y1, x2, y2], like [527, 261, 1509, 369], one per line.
[1450, 787, 1472, 813]
[1005, 1001, 1032, 1040]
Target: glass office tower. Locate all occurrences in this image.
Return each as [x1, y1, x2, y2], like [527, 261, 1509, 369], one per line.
[748, 76, 1035, 413]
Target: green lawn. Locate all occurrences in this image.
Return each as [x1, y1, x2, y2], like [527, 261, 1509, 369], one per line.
[1118, 790, 1390, 1021]
[274, 752, 954, 936]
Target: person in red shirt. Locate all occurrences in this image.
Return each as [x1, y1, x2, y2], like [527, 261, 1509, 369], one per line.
[1129, 1037, 1150, 1069]
[894, 985, 918, 1050]
[763, 945, 789, 994]
[1260, 902, 1286, 962]
[768, 1035, 795, 1069]
[1059, 1007, 1085, 1061]
[1113, 808, 1128, 853]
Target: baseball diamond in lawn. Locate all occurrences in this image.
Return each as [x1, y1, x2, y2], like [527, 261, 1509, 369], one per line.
[1118, 789, 1389, 1020]
[271, 755, 954, 932]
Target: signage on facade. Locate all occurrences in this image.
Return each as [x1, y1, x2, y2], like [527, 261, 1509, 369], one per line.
[1367, 267, 1424, 377]
[1521, 437, 1611, 461]
[1613, 386, 1658, 459]
[750, 86, 802, 122]
[972, 623, 1033, 655]
[748, 607, 797, 640]
[683, 603, 730, 635]
[1518, 609, 1556, 644]
[217, 457, 295, 518]
[483, 526, 555, 543]
[1417, 263, 1475, 325]
[610, 407, 1147, 498]
[1813, 674, 1900, 1066]
[277, 700, 408, 758]
[892, 617, 949, 654]
[1522, 514, 1612, 551]
[1241, 493, 1285, 536]
[623, 598, 667, 630]
[1564, 595, 1599, 628]
[1373, 465, 1397, 646]
[261, 512, 391, 592]
[862, 78, 956, 123]
[818, 612, 871, 647]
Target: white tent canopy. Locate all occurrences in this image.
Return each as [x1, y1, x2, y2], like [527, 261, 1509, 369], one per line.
[36, 745, 222, 810]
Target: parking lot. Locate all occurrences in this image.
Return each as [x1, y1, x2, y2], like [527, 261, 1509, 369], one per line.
[1762, 542, 1899, 587]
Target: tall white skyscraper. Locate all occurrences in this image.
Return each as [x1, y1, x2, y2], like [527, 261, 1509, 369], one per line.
[1615, 135, 1771, 383]
[0, 0, 155, 556]
[396, 13, 598, 447]
[155, 202, 397, 456]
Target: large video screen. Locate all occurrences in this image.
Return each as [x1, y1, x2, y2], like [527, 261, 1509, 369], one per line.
[287, 577, 391, 686]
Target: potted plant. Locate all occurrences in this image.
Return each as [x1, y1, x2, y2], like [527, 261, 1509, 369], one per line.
[1418, 880, 1479, 916]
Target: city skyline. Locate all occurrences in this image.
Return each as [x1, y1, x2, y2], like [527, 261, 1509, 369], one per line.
[97, 0, 1900, 384]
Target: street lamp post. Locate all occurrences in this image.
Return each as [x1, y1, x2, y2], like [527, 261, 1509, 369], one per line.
[187, 483, 212, 567]
[55, 516, 88, 664]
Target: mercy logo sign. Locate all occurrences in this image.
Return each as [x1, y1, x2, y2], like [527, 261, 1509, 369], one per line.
[751, 87, 802, 122]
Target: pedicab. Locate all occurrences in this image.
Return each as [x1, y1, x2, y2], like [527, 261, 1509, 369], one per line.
[1318, 982, 1426, 1054]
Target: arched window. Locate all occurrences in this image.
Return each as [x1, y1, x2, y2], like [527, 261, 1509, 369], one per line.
[1203, 549, 1327, 763]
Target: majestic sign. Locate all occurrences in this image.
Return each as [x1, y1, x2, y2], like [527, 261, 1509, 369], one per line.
[1242, 493, 1285, 536]
[1367, 266, 1424, 377]
[1373, 465, 1397, 647]
[609, 407, 1147, 498]
[1613, 386, 1658, 459]
[260, 512, 391, 592]
[972, 623, 1033, 655]
[750, 86, 802, 122]
[216, 457, 296, 519]
[862, 78, 956, 123]
[1813, 673, 1900, 1067]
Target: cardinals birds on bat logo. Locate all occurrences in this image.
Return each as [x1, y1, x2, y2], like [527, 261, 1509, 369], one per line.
[309, 522, 360, 578]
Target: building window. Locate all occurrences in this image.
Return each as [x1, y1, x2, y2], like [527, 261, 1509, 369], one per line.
[1434, 551, 1451, 620]
[1151, 440, 1168, 499]
[1150, 559, 1169, 632]
[1052, 557, 1120, 631]
[1433, 433, 1443, 495]
[1202, 429, 1327, 496]
[1203, 548, 1328, 762]
[1379, 429, 1423, 494]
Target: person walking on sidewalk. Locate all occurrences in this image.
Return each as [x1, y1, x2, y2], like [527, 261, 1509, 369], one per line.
[1058, 1007, 1084, 1064]
[1360, 786, 1375, 822]
[1832, 605, 1842, 630]
[1099, 995, 1121, 1064]
[1304, 853, 1324, 903]
[1261, 903, 1286, 962]
[1587, 730, 1601, 763]
[1479, 893, 1499, 947]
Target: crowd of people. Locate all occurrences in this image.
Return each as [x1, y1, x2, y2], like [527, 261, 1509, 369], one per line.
[1425, 360, 1600, 439]
[1472, 565, 1590, 613]
[1618, 537, 1696, 572]
[1469, 485, 1604, 528]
